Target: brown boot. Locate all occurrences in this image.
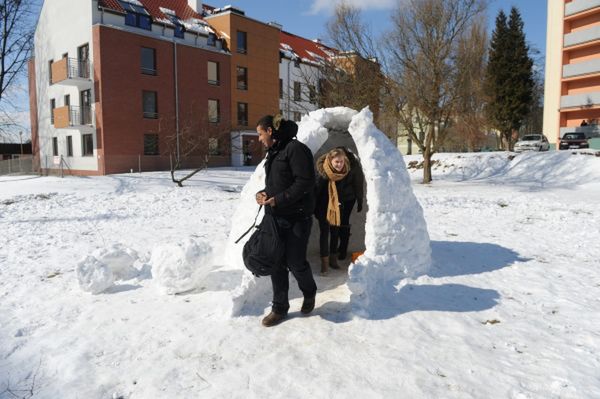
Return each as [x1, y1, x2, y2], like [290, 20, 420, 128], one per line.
[261, 311, 287, 327]
[329, 253, 340, 269]
[301, 296, 316, 314]
[320, 256, 329, 276]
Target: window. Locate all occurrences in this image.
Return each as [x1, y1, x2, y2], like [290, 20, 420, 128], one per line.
[208, 61, 219, 85]
[294, 58, 300, 68]
[66, 136, 73, 157]
[237, 102, 248, 126]
[237, 30, 247, 54]
[208, 138, 220, 155]
[294, 82, 301, 101]
[142, 91, 158, 118]
[52, 137, 58, 156]
[208, 99, 220, 123]
[293, 111, 302, 122]
[141, 47, 156, 75]
[144, 134, 159, 155]
[309, 85, 317, 104]
[207, 33, 217, 46]
[48, 60, 53, 84]
[173, 23, 184, 38]
[279, 79, 283, 99]
[237, 66, 248, 90]
[50, 99, 56, 124]
[119, 0, 151, 30]
[82, 134, 93, 156]
[64, 94, 70, 107]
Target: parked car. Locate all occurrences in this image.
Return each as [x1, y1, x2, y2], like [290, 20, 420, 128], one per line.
[559, 132, 589, 150]
[514, 134, 550, 152]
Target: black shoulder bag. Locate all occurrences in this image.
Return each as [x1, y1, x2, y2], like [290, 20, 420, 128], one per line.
[235, 205, 285, 277]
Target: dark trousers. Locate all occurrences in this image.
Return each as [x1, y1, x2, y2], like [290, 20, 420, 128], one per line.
[317, 200, 355, 257]
[270, 217, 317, 314]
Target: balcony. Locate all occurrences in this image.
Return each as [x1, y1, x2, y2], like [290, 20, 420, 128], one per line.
[51, 58, 91, 87]
[565, 0, 600, 18]
[563, 58, 600, 79]
[560, 125, 600, 138]
[564, 25, 600, 48]
[53, 105, 92, 129]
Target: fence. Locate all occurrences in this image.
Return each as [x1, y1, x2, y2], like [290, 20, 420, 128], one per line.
[0, 156, 35, 175]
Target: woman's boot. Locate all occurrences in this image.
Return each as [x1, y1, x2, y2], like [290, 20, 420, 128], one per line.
[320, 256, 329, 275]
[329, 253, 340, 269]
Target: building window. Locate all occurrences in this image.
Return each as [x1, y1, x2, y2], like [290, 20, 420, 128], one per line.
[141, 47, 156, 75]
[208, 99, 220, 123]
[142, 91, 158, 119]
[237, 66, 248, 90]
[279, 52, 283, 63]
[237, 102, 248, 126]
[293, 111, 302, 122]
[237, 30, 247, 54]
[48, 60, 53, 84]
[119, 0, 151, 30]
[279, 79, 283, 99]
[64, 94, 70, 107]
[66, 136, 73, 157]
[294, 82, 301, 101]
[208, 138, 220, 155]
[82, 134, 93, 156]
[50, 99, 56, 124]
[52, 137, 58, 156]
[173, 23, 184, 38]
[208, 61, 219, 85]
[309, 85, 317, 104]
[294, 58, 300, 68]
[144, 134, 159, 155]
[207, 33, 217, 46]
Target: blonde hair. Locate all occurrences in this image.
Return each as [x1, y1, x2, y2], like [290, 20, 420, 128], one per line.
[326, 148, 350, 169]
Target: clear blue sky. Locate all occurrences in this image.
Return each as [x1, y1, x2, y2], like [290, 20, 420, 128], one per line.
[209, 0, 547, 64]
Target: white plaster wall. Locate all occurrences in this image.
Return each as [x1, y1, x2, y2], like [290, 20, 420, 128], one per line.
[279, 58, 320, 121]
[35, 0, 97, 171]
[543, 0, 564, 147]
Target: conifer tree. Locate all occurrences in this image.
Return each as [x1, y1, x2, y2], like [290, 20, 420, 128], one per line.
[485, 7, 534, 150]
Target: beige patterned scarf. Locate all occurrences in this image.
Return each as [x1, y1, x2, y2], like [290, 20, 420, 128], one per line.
[323, 157, 349, 226]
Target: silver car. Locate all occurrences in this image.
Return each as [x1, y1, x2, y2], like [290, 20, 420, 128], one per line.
[514, 134, 550, 152]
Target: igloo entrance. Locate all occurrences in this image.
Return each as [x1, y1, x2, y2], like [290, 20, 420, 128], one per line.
[226, 107, 431, 318]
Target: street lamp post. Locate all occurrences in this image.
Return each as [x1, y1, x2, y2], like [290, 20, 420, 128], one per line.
[19, 131, 23, 155]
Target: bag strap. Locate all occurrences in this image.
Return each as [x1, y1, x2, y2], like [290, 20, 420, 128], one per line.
[235, 205, 263, 244]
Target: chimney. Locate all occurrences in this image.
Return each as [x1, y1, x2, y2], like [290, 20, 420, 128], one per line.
[188, 0, 203, 13]
[268, 21, 283, 30]
[313, 38, 322, 44]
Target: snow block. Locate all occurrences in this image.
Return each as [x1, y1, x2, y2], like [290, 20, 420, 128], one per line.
[226, 107, 431, 317]
[92, 244, 140, 281]
[76, 256, 115, 294]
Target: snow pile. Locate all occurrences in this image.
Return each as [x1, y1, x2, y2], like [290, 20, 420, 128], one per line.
[150, 239, 213, 295]
[76, 244, 141, 294]
[76, 256, 114, 294]
[227, 107, 431, 317]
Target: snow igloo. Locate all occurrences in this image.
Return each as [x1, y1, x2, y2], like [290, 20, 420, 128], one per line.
[225, 107, 431, 317]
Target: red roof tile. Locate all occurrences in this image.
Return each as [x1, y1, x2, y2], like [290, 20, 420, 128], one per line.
[279, 31, 338, 64]
[99, 0, 203, 21]
[98, 0, 124, 12]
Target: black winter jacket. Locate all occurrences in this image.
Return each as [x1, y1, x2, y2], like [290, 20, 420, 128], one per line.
[263, 136, 316, 220]
[314, 149, 365, 220]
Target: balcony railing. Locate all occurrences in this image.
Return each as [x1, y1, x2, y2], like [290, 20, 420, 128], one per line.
[564, 25, 600, 48]
[565, 0, 600, 17]
[563, 58, 600, 78]
[51, 58, 91, 85]
[560, 92, 600, 109]
[53, 105, 92, 128]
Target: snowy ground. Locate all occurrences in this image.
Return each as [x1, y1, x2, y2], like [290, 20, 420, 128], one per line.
[1, 151, 599, 398]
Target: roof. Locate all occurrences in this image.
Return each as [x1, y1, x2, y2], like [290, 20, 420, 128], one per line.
[279, 30, 338, 65]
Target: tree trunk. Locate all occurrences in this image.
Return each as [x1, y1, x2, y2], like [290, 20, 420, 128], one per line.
[422, 147, 432, 183]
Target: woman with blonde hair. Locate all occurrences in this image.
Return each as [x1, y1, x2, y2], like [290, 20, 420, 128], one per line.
[314, 147, 364, 275]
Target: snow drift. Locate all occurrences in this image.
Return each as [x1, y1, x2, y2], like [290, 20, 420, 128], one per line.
[226, 107, 432, 317]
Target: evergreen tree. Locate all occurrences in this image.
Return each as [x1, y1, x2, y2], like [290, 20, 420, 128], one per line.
[485, 7, 534, 150]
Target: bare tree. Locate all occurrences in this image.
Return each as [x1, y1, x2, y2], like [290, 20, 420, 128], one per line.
[388, 0, 487, 183]
[0, 0, 36, 138]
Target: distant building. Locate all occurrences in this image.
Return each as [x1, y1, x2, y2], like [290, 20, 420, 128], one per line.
[0, 143, 32, 160]
[544, 0, 600, 149]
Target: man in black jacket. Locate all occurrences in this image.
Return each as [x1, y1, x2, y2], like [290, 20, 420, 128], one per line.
[255, 115, 317, 327]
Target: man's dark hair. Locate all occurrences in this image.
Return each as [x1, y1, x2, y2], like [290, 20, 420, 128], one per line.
[256, 115, 275, 131]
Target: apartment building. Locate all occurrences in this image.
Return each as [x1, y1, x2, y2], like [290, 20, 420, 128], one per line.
[205, 6, 280, 166]
[544, 0, 600, 149]
[29, 0, 232, 175]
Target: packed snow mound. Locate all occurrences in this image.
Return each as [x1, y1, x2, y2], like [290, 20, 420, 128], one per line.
[90, 244, 140, 281]
[226, 107, 431, 317]
[76, 256, 115, 294]
[150, 239, 214, 295]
